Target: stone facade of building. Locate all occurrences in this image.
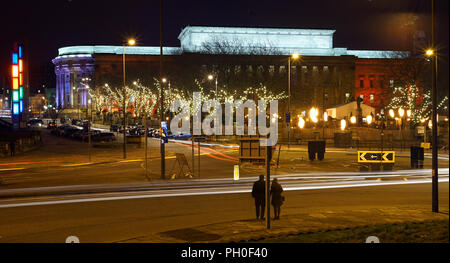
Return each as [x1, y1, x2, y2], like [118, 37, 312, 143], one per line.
[52, 26, 408, 115]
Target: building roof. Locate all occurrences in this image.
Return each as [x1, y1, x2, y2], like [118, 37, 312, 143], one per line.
[54, 26, 409, 60]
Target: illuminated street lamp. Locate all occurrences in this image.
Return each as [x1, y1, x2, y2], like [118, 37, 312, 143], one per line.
[426, 18, 439, 211]
[398, 108, 405, 118]
[122, 38, 136, 159]
[323, 112, 328, 122]
[207, 74, 218, 97]
[287, 53, 300, 148]
[406, 109, 411, 117]
[350, 115, 357, 124]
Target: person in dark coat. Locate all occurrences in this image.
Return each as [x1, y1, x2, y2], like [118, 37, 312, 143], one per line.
[252, 174, 266, 220]
[270, 178, 284, 220]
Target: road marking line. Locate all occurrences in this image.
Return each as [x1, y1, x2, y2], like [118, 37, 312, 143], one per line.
[118, 159, 142, 163]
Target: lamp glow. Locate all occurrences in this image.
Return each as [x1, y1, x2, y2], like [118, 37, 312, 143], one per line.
[298, 117, 305, 129]
[425, 49, 434, 57]
[398, 108, 405, 118]
[323, 112, 328, 122]
[406, 109, 411, 117]
[350, 116, 357, 124]
[309, 107, 319, 123]
[366, 114, 373, 125]
[128, 39, 136, 46]
[340, 119, 346, 131]
[291, 53, 299, 60]
[389, 109, 395, 118]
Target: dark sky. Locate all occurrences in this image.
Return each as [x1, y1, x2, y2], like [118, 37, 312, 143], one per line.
[1, 0, 448, 92]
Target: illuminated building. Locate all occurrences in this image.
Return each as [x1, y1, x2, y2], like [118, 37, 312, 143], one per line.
[53, 26, 408, 114]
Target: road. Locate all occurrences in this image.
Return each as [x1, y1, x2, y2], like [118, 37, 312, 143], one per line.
[0, 169, 448, 242]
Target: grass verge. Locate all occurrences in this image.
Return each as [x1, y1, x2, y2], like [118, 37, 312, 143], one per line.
[254, 220, 449, 243]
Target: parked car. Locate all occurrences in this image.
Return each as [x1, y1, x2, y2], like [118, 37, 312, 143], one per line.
[91, 132, 116, 142]
[81, 130, 101, 141]
[170, 132, 192, 140]
[27, 119, 44, 128]
[63, 126, 81, 137]
[110, 125, 120, 132]
[129, 126, 145, 136]
[47, 121, 57, 129]
[51, 125, 65, 136]
[71, 130, 85, 140]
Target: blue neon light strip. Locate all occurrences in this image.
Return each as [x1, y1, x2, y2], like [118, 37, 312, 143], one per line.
[12, 53, 18, 64]
[19, 87, 23, 99]
[18, 46, 22, 58]
[13, 103, 19, 115]
[19, 100, 23, 113]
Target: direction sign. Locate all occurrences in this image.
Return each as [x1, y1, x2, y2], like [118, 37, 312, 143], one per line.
[358, 151, 395, 163]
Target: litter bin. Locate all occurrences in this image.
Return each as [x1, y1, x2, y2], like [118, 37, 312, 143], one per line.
[410, 146, 424, 168]
[308, 141, 326, 161]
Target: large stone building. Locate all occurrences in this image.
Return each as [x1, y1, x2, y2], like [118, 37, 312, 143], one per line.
[52, 26, 408, 116]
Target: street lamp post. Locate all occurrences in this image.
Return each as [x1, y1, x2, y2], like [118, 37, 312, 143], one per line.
[122, 39, 136, 159]
[287, 53, 299, 148]
[427, 0, 439, 213]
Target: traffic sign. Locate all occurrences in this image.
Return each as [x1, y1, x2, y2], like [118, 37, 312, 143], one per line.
[358, 151, 395, 163]
[234, 165, 239, 180]
[420, 142, 430, 149]
[285, 112, 290, 123]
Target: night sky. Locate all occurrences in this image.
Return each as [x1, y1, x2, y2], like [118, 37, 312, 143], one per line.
[1, 0, 448, 94]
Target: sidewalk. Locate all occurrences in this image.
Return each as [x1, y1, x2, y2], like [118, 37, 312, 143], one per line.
[121, 206, 449, 243]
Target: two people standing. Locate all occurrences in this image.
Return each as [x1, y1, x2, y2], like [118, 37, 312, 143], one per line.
[252, 175, 284, 220]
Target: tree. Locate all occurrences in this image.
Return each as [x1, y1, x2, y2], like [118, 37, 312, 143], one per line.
[385, 52, 448, 125]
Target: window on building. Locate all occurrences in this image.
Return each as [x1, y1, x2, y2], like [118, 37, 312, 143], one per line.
[360, 79, 364, 88]
[390, 79, 394, 88]
[279, 65, 286, 74]
[257, 65, 264, 75]
[369, 80, 374, 88]
[370, 94, 374, 104]
[234, 65, 241, 74]
[269, 65, 275, 76]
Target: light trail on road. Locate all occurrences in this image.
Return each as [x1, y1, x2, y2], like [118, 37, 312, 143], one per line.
[0, 169, 447, 209]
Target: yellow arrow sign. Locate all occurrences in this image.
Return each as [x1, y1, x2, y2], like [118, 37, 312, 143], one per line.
[358, 151, 395, 163]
